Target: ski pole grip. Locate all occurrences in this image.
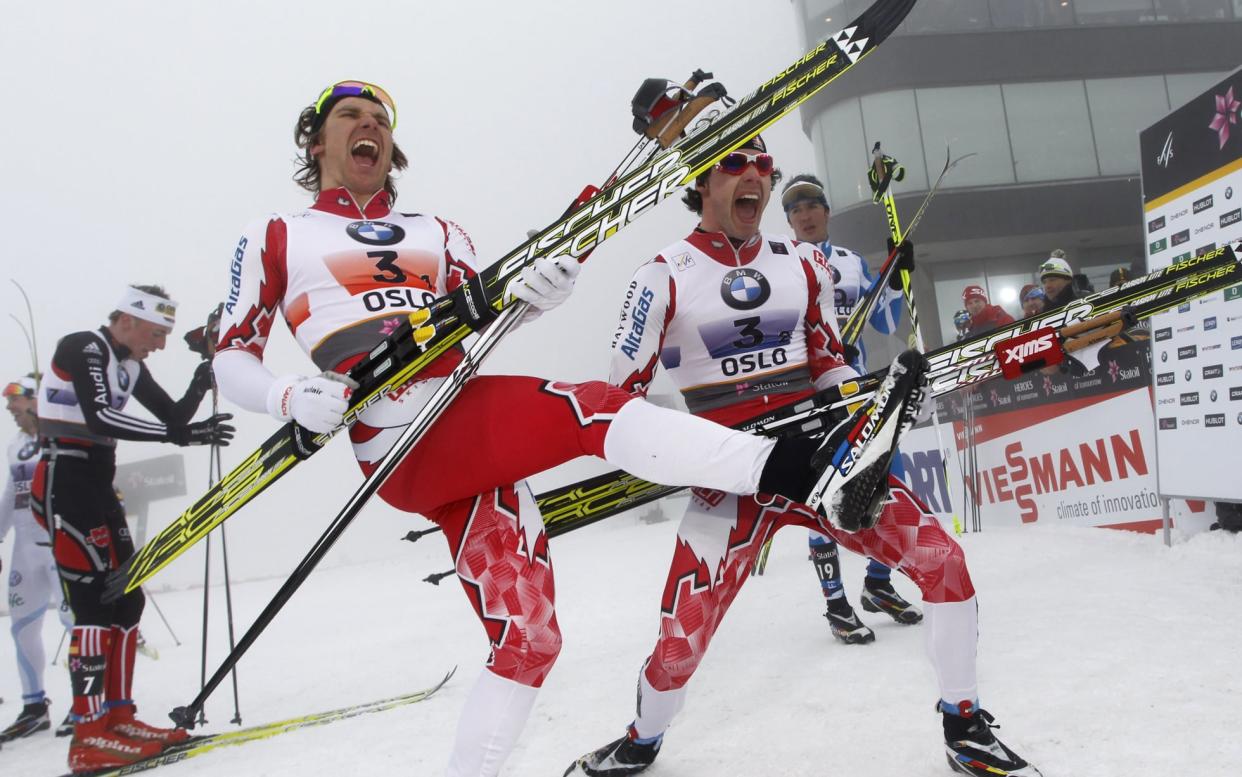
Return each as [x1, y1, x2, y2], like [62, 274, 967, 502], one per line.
[1058, 309, 1124, 340]
[656, 93, 721, 148]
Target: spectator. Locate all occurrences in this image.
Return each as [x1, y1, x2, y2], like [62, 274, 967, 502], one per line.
[962, 284, 1014, 336]
[1021, 286, 1048, 318]
[952, 309, 971, 341]
[1039, 249, 1081, 308]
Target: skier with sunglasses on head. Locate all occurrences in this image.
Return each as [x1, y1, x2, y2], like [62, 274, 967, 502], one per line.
[567, 139, 1040, 777]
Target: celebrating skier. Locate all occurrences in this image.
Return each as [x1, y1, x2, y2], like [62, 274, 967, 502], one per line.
[781, 173, 922, 643]
[211, 80, 923, 777]
[567, 139, 1041, 777]
[1, 374, 74, 743]
[31, 286, 233, 772]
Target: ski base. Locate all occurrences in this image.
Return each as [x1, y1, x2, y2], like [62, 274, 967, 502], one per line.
[59, 668, 455, 777]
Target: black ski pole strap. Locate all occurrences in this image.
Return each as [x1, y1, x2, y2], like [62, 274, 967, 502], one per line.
[448, 273, 500, 333]
[288, 424, 325, 461]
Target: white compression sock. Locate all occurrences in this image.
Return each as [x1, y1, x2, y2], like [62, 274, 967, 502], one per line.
[631, 670, 687, 741]
[445, 668, 540, 777]
[924, 597, 980, 706]
[602, 399, 775, 494]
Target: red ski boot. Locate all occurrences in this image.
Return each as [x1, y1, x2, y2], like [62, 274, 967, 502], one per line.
[68, 716, 164, 773]
[106, 703, 190, 744]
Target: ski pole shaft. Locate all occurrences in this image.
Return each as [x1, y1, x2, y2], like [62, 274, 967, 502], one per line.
[144, 589, 181, 646]
[52, 627, 68, 665]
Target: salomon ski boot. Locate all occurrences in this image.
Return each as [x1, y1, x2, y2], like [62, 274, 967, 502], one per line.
[565, 727, 662, 776]
[825, 597, 875, 645]
[861, 578, 923, 624]
[0, 697, 50, 742]
[943, 702, 1042, 776]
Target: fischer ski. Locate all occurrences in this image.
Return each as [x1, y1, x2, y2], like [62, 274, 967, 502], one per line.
[529, 241, 1242, 536]
[59, 669, 455, 777]
[110, 0, 920, 599]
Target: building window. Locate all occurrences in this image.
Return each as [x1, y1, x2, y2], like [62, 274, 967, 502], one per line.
[915, 85, 1016, 188]
[1085, 76, 1170, 175]
[987, 0, 1078, 28]
[1003, 81, 1099, 182]
[814, 99, 869, 208]
[902, 0, 992, 33]
[1074, 0, 1158, 25]
[860, 90, 931, 191]
[1166, 71, 1231, 109]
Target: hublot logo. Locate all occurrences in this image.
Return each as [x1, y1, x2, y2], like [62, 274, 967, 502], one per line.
[1221, 208, 1242, 228]
[1180, 392, 1199, 406]
[1193, 194, 1214, 213]
[1156, 372, 1175, 386]
[1206, 413, 1226, 428]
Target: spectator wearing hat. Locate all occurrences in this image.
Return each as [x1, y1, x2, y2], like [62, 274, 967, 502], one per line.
[962, 284, 1014, 337]
[1039, 249, 1079, 308]
[1021, 286, 1048, 318]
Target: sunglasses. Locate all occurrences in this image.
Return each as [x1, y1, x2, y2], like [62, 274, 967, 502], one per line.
[3, 382, 33, 399]
[716, 151, 774, 176]
[313, 80, 398, 130]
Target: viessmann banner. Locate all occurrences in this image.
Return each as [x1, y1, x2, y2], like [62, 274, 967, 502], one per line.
[1142, 65, 1242, 502]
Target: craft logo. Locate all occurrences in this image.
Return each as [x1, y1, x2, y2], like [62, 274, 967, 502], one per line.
[1232, 386, 1242, 401]
[1150, 237, 1167, 254]
[1177, 345, 1197, 360]
[1206, 413, 1226, 428]
[1221, 208, 1242, 229]
[346, 220, 406, 246]
[1193, 194, 1214, 214]
[1180, 392, 1199, 406]
[719, 268, 771, 310]
[1159, 417, 1177, 430]
[1204, 316, 1217, 331]
[1171, 229, 1190, 246]
[1154, 327, 1172, 341]
[1156, 372, 1175, 386]
[1204, 364, 1225, 380]
[1147, 215, 1166, 233]
[1157, 131, 1174, 168]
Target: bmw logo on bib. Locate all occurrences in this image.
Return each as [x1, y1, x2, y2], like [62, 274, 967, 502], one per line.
[347, 220, 406, 246]
[720, 268, 771, 310]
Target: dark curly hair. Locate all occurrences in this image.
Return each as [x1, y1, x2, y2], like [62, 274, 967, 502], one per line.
[681, 166, 783, 215]
[293, 101, 408, 202]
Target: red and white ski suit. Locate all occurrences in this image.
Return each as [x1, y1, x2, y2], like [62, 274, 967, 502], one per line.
[606, 229, 978, 739]
[212, 189, 788, 776]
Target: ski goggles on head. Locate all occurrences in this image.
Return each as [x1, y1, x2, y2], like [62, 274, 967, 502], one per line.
[715, 151, 774, 177]
[312, 80, 398, 130]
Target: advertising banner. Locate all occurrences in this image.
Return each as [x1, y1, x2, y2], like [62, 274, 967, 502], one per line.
[1141, 66, 1242, 501]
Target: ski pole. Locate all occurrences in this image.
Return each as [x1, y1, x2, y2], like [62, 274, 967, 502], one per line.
[143, 589, 181, 645]
[52, 627, 68, 665]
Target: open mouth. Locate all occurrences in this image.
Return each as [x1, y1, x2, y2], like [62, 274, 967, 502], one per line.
[734, 192, 760, 224]
[351, 138, 380, 167]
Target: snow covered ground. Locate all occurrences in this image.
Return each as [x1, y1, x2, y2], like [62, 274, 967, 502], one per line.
[2, 515, 1239, 776]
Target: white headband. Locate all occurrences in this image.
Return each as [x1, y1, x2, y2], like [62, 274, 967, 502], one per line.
[116, 287, 178, 328]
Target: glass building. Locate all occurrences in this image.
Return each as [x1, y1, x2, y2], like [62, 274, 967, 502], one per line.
[789, 0, 1242, 353]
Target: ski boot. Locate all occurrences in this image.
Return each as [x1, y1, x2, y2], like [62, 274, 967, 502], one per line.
[56, 711, 75, 737]
[943, 702, 1042, 776]
[0, 697, 51, 742]
[69, 716, 164, 773]
[824, 597, 875, 645]
[861, 578, 923, 624]
[565, 727, 662, 776]
[106, 703, 190, 744]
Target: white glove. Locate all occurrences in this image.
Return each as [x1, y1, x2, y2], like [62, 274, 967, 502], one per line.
[266, 372, 359, 433]
[509, 256, 581, 313]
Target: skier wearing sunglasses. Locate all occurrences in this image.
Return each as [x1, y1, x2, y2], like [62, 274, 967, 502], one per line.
[568, 137, 1040, 777]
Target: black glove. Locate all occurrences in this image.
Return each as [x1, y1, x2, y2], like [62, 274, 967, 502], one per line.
[886, 238, 915, 290]
[187, 361, 214, 397]
[842, 342, 861, 367]
[169, 413, 235, 447]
